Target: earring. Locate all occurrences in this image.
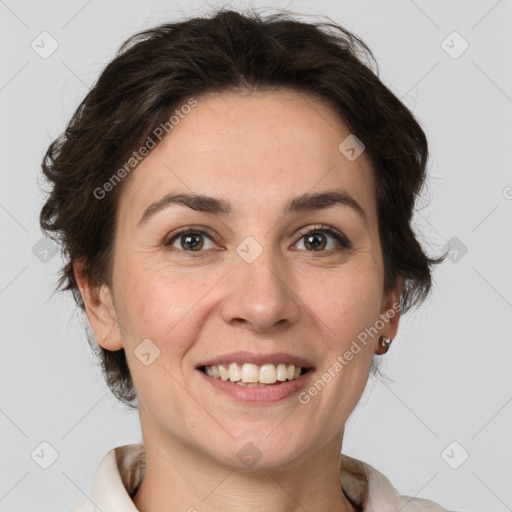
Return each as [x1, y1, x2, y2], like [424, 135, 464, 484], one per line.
[380, 336, 391, 348]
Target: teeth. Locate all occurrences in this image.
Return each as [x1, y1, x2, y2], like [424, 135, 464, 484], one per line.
[203, 362, 305, 384]
[228, 363, 241, 382]
[235, 381, 275, 387]
[259, 364, 276, 384]
[276, 363, 287, 381]
[218, 364, 229, 381]
[240, 363, 259, 383]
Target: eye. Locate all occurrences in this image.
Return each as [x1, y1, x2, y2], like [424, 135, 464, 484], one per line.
[293, 225, 352, 253]
[163, 224, 352, 256]
[164, 227, 217, 254]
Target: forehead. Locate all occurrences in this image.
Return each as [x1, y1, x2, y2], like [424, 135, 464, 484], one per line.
[117, 89, 377, 223]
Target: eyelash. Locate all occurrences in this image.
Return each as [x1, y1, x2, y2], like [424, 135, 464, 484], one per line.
[163, 224, 352, 257]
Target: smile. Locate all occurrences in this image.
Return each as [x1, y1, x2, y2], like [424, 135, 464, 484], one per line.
[197, 366, 314, 403]
[200, 362, 307, 385]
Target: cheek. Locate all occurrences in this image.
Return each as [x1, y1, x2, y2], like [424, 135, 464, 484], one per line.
[303, 265, 382, 345]
[306, 275, 380, 414]
[114, 256, 214, 350]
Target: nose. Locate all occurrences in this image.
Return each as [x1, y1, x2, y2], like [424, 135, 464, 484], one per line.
[220, 249, 301, 333]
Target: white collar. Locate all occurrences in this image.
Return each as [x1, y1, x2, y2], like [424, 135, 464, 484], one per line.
[68, 443, 449, 511]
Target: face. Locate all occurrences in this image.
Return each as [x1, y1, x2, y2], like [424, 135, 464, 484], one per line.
[79, 89, 401, 469]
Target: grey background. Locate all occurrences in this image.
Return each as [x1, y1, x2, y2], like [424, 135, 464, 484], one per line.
[0, 1, 511, 511]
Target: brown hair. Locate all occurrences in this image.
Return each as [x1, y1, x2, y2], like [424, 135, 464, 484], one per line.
[39, 7, 446, 409]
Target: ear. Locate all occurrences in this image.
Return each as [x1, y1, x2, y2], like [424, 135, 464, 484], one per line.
[73, 260, 123, 351]
[375, 274, 404, 353]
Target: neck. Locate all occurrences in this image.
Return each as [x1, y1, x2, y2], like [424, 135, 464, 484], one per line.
[131, 429, 357, 512]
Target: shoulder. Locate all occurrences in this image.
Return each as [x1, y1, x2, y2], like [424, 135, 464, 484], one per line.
[340, 452, 454, 511]
[64, 443, 145, 512]
[397, 494, 455, 511]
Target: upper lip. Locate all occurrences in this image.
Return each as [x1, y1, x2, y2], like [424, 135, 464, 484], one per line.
[196, 351, 315, 370]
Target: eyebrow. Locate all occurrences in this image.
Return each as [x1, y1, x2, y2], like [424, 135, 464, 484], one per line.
[137, 189, 368, 228]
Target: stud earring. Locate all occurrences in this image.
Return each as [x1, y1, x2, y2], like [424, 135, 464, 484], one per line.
[380, 336, 391, 348]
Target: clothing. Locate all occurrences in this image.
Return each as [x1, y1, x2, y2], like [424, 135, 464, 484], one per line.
[67, 443, 452, 511]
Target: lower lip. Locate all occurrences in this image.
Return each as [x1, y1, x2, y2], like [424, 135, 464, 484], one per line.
[197, 369, 313, 403]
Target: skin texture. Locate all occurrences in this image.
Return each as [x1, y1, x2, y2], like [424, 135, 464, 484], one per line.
[75, 89, 403, 512]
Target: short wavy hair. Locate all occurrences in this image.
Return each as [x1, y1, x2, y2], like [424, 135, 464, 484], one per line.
[39, 7, 446, 409]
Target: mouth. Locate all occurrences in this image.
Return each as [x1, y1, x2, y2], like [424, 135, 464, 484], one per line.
[198, 362, 312, 387]
[194, 351, 315, 402]
[196, 363, 314, 403]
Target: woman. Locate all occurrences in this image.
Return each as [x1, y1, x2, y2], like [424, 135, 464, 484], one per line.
[40, 7, 451, 512]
